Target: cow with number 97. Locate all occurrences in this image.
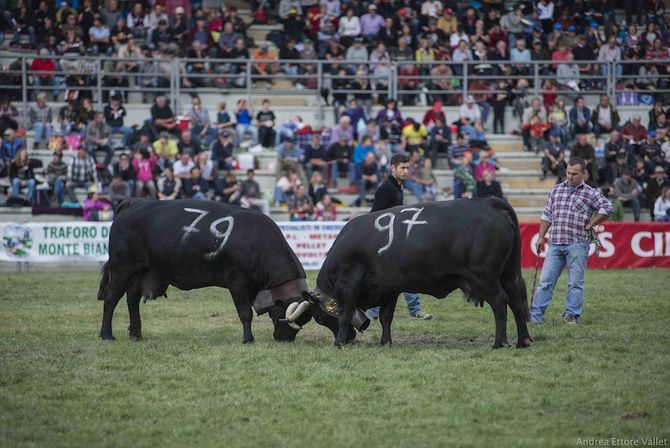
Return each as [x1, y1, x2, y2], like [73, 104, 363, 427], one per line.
[97, 198, 357, 344]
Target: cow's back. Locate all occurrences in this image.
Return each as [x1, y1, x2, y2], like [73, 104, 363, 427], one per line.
[109, 199, 305, 291]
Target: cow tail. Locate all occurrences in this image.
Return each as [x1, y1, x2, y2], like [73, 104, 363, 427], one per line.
[507, 206, 528, 317]
[97, 261, 111, 301]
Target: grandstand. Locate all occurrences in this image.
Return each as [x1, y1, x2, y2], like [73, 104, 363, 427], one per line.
[1, 0, 669, 224]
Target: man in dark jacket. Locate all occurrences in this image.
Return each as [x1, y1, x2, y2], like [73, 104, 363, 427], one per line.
[368, 153, 433, 320]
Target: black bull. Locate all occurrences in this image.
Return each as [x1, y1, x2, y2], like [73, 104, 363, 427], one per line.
[312, 198, 532, 348]
[97, 199, 351, 343]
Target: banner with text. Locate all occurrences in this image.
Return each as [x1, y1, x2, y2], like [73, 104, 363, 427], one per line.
[1, 221, 669, 269]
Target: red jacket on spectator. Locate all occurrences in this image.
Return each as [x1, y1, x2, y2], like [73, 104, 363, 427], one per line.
[30, 58, 56, 81]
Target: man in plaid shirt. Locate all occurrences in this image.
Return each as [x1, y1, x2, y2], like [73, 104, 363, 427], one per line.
[65, 146, 98, 203]
[531, 157, 613, 325]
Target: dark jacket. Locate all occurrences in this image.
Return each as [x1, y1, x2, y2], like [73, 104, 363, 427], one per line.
[371, 175, 403, 212]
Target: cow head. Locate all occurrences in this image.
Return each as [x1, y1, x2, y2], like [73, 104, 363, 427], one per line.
[267, 299, 314, 342]
[278, 290, 368, 343]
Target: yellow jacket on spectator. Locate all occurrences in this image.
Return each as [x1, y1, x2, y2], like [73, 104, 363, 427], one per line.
[402, 123, 428, 146]
[152, 139, 179, 160]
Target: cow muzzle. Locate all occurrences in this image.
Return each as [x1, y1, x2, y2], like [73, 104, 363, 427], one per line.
[283, 289, 370, 332]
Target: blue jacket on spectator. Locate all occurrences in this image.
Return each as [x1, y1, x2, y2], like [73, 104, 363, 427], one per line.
[569, 106, 592, 127]
[353, 143, 375, 164]
[1, 137, 24, 163]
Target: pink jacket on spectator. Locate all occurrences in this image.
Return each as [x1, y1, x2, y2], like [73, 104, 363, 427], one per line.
[475, 160, 497, 182]
[83, 199, 112, 221]
[133, 154, 158, 182]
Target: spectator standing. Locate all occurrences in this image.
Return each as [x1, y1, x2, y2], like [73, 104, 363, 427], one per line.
[428, 117, 451, 168]
[327, 134, 353, 188]
[255, 99, 276, 149]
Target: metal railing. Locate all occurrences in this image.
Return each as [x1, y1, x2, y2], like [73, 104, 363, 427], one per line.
[2, 53, 669, 127]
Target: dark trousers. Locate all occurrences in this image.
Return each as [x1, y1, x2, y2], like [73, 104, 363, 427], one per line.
[542, 157, 566, 181]
[492, 104, 506, 134]
[429, 141, 450, 168]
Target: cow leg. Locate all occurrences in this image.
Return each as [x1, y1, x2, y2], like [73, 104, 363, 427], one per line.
[489, 289, 510, 349]
[230, 287, 254, 344]
[334, 264, 366, 348]
[127, 280, 142, 341]
[100, 267, 135, 340]
[379, 294, 399, 346]
[502, 278, 532, 348]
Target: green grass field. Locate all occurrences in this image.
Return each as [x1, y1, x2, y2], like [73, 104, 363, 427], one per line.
[0, 270, 668, 448]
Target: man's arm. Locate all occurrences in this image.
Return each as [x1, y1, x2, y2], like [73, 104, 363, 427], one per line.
[535, 219, 551, 253]
[586, 189, 614, 230]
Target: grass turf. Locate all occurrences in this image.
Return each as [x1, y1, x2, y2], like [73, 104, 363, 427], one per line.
[0, 269, 668, 448]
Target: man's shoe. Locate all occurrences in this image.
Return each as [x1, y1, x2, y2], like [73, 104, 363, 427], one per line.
[563, 314, 578, 325]
[539, 172, 547, 181]
[410, 311, 433, 320]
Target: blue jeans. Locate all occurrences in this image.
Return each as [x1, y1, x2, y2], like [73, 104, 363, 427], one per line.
[530, 242, 589, 323]
[53, 176, 66, 204]
[110, 125, 134, 146]
[328, 162, 355, 187]
[33, 122, 52, 146]
[460, 124, 487, 142]
[367, 293, 422, 318]
[11, 178, 36, 201]
[404, 180, 425, 200]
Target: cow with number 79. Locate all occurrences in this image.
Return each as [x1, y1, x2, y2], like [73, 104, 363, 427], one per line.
[97, 199, 363, 344]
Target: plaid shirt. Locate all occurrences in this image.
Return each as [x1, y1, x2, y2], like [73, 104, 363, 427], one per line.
[541, 181, 613, 244]
[68, 155, 98, 184]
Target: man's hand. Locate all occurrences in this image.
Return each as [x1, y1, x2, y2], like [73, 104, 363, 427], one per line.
[535, 237, 545, 254]
[585, 223, 593, 231]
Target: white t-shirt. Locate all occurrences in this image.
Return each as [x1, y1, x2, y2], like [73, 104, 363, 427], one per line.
[420, 0, 442, 17]
[338, 16, 361, 36]
[173, 160, 195, 178]
[537, 1, 554, 20]
[459, 104, 481, 123]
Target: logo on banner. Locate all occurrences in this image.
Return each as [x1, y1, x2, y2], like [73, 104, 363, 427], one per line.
[2, 224, 33, 258]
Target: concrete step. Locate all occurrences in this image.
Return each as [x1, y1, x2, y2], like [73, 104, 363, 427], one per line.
[507, 195, 550, 208]
[500, 176, 556, 190]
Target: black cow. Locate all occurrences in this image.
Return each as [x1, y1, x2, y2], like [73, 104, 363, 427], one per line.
[97, 199, 349, 343]
[291, 199, 532, 348]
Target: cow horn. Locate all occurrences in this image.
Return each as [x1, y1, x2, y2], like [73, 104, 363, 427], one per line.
[286, 300, 312, 322]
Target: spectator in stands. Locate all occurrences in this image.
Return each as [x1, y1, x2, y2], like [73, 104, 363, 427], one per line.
[569, 97, 592, 138]
[641, 131, 662, 162]
[151, 95, 179, 136]
[591, 95, 620, 138]
[157, 166, 181, 200]
[238, 169, 269, 215]
[354, 152, 380, 206]
[108, 174, 131, 209]
[475, 152, 497, 182]
[65, 146, 97, 203]
[402, 118, 428, 155]
[85, 111, 114, 167]
[360, 4, 385, 42]
[428, 116, 451, 168]
[196, 152, 216, 188]
[422, 102, 446, 129]
[150, 19, 174, 50]
[556, 52, 581, 92]
[621, 115, 647, 165]
[178, 130, 202, 156]
[520, 98, 546, 152]
[88, 15, 111, 56]
[99, 0, 123, 27]
[29, 92, 53, 149]
[218, 22, 241, 58]
[211, 130, 234, 171]
[172, 151, 195, 181]
[646, 166, 670, 220]
[353, 135, 376, 166]
[329, 116, 354, 147]
[345, 37, 369, 74]
[132, 148, 158, 198]
[598, 35, 623, 80]
[654, 186, 670, 222]
[572, 134, 598, 186]
[126, 2, 149, 39]
[104, 94, 133, 147]
[338, 8, 361, 47]
[152, 131, 179, 168]
[304, 134, 327, 180]
[234, 98, 258, 147]
[315, 194, 337, 221]
[604, 130, 626, 183]
[453, 151, 476, 199]
[0, 129, 22, 179]
[10, 4, 36, 47]
[83, 186, 113, 221]
[288, 184, 314, 221]
[547, 99, 570, 145]
[613, 168, 641, 221]
[113, 153, 135, 194]
[327, 134, 353, 188]
[541, 129, 566, 182]
[459, 96, 487, 145]
[276, 137, 306, 184]
[308, 171, 327, 205]
[43, 150, 67, 206]
[30, 48, 59, 101]
[186, 96, 216, 149]
[255, 99, 276, 149]
[491, 81, 510, 135]
[8, 148, 35, 203]
[215, 170, 242, 205]
[475, 168, 503, 199]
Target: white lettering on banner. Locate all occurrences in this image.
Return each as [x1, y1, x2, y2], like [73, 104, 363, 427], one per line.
[631, 231, 670, 257]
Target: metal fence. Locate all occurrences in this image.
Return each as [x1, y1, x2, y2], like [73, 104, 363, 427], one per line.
[2, 52, 669, 127]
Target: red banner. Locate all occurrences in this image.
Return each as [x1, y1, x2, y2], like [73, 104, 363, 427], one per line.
[519, 222, 670, 269]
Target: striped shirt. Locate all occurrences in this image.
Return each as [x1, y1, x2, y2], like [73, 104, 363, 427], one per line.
[68, 155, 98, 184]
[541, 181, 613, 244]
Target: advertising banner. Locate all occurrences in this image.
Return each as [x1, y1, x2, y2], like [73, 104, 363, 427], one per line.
[2, 221, 669, 269]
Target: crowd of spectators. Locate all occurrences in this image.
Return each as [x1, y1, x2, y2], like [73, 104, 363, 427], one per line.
[1, 0, 670, 221]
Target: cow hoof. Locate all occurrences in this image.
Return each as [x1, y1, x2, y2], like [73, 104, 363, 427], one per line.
[492, 341, 510, 349]
[100, 334, 115, 341]
[243, 339, 255, 345]
[334, 341, 344, 349]
[516, 337, 532, 348]
[129, 334, 142, 342]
